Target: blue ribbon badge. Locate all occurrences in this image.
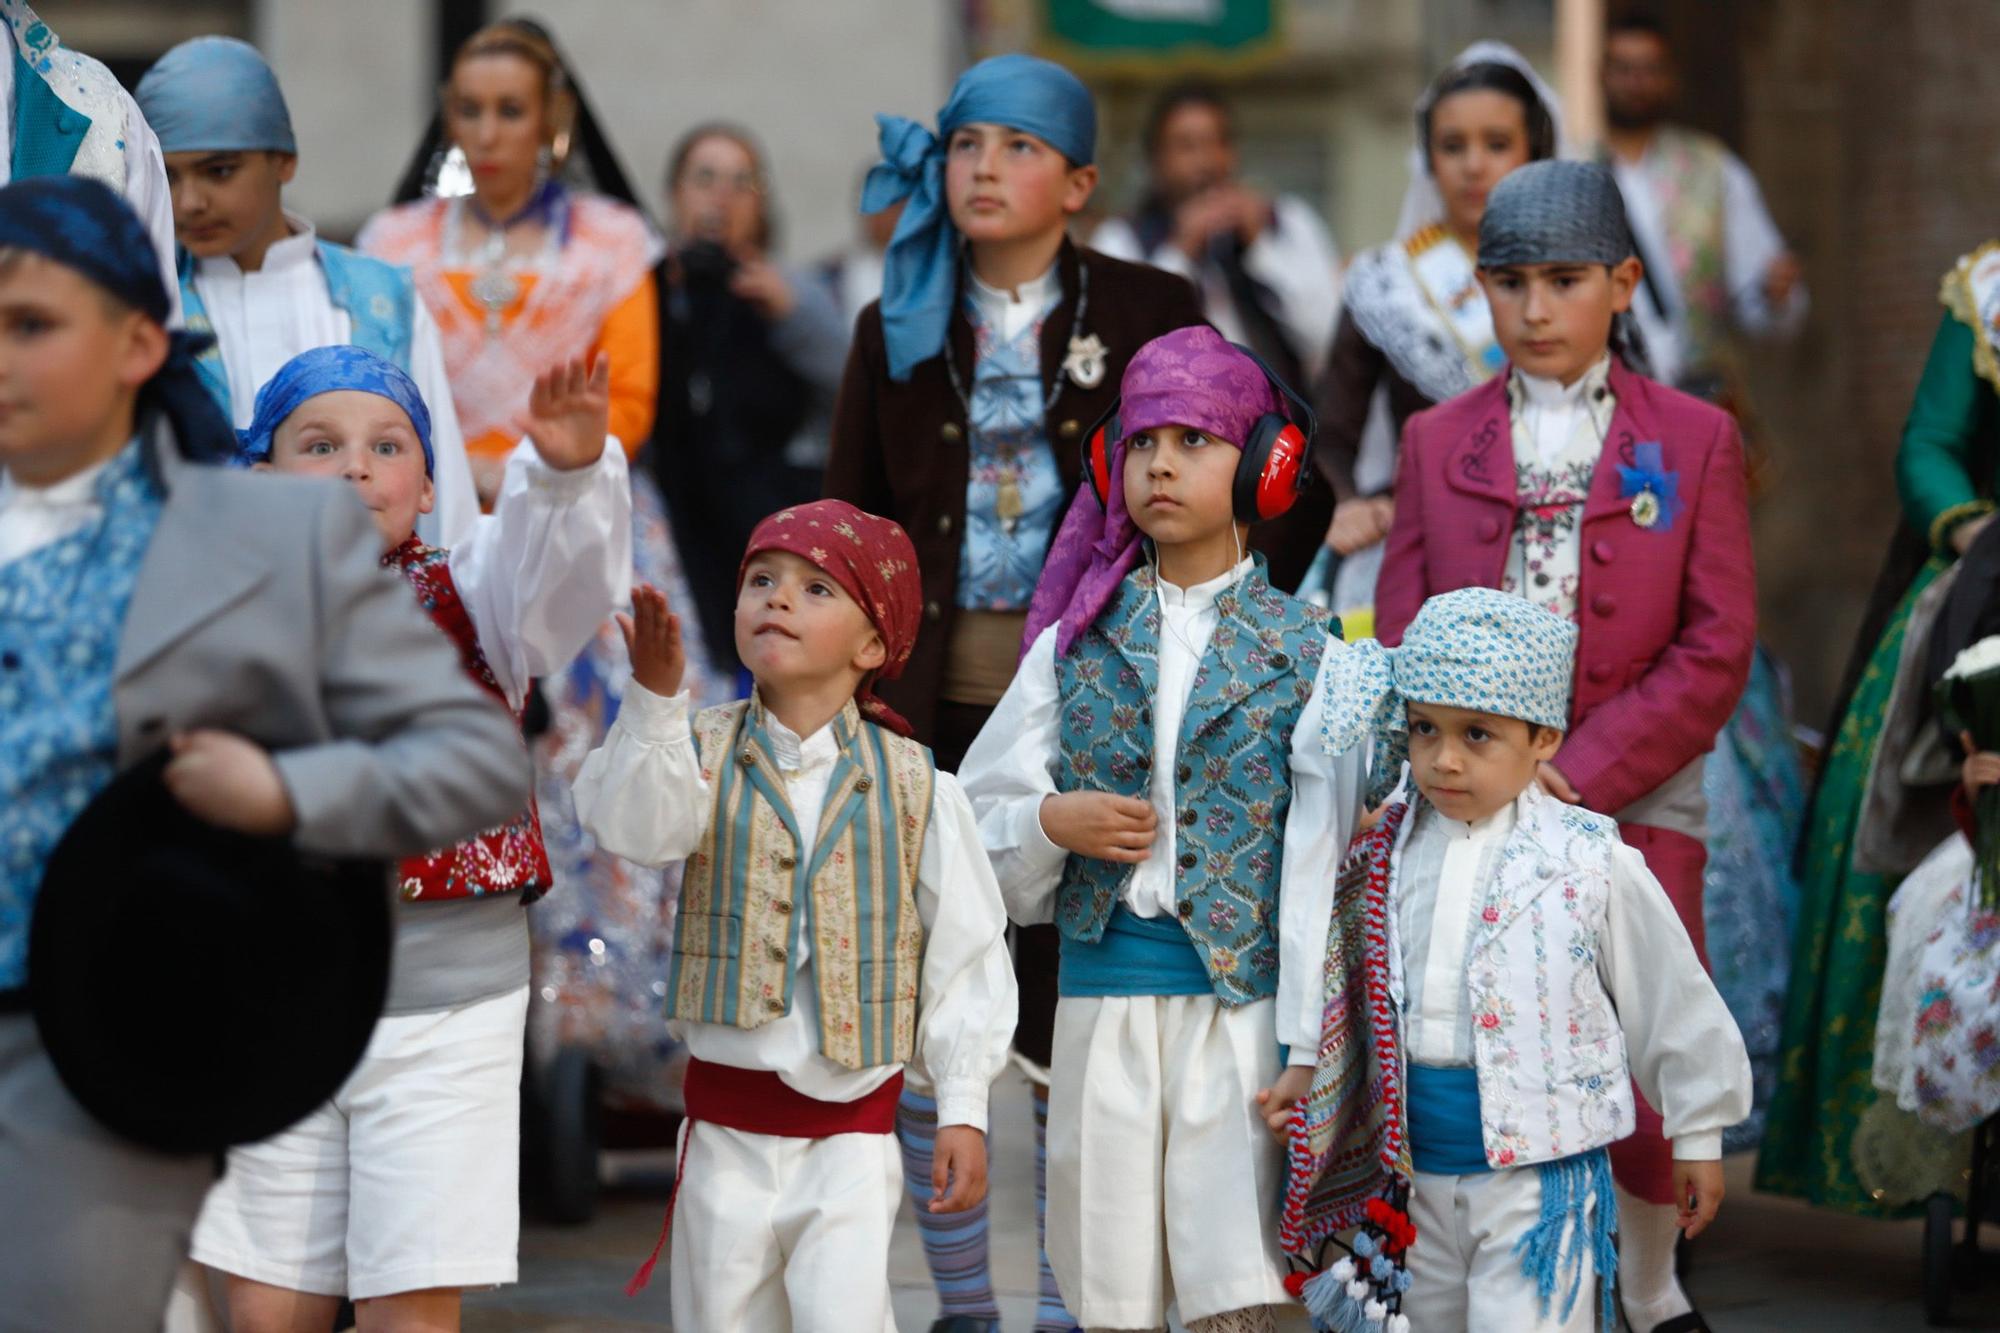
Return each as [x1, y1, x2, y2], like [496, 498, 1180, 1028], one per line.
[1617, 441, 1682, 532]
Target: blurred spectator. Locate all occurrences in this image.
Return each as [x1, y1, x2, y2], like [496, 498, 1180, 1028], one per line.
[1597, 13, 1807, 397]
[1092, 81, 1341, 387]
[652, 123, 850, 676]
[818, 174, 904, 330]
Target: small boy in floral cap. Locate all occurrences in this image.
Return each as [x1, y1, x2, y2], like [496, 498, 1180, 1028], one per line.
[1288, 585, 1749, 1332]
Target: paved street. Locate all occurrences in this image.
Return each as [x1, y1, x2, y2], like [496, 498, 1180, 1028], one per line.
[459, 1069, 2000, 1331]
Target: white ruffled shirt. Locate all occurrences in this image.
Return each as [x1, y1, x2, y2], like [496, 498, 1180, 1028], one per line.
[1394, 796, 1748, 1159]
[958, 558, 1365, 1062]
[193, 213, 478, 549]
[1501, 356, 1617, 623]
[572, 689, 1018, 1132]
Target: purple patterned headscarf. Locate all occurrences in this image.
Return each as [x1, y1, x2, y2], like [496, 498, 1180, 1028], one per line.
[1021, 326, 1281, 658]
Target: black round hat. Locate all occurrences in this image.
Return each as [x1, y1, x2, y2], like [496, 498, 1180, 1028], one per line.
[28, 753, 392, 1154]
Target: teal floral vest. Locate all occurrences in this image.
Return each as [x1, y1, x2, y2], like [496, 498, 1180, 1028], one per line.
[179, 241, 417, 422]
[1052, 561, 1332, 1005]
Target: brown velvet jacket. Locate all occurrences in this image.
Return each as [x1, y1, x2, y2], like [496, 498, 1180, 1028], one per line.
[824, 239, 1204, 744]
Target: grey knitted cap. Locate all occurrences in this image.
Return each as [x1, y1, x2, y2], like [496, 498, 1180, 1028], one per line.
[1478, 160, 1635, 267]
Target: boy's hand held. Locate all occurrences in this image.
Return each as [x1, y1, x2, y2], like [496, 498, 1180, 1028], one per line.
[525, 352, 612, 472]
[1255, 1065, 1314, 1146]
[163, 730, 296, 837]
[1039, 791, 1158, 862]
[929, 1125, 988, 1213]
[616, 584, 686, 699]
[1672, 1159, 1725, 1239]
[1536, 761, 1580, 804]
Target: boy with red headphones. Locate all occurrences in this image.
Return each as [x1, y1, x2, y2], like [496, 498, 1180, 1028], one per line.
[959, 326, 1365, 1331]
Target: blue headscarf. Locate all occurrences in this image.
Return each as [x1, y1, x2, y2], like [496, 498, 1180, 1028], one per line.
[237, 345, 434, 476]
[0, 175, 235, 464]
[135, 37, 297, 156]
[863, 54, 1096, 382]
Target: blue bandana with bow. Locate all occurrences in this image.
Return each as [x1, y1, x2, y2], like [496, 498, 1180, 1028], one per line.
[1322, 587, 1578, 803]
[135, 36, 297, 156]
[0, 175, 234, 464]
[236, 345, 434, 476]
[863, 53, 1096, 382]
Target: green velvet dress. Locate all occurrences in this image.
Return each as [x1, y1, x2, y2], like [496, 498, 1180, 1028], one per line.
[1759, 297, 2000, 1212]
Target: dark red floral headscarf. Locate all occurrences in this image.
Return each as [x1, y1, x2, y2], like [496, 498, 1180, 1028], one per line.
[738, 500, 922, 737]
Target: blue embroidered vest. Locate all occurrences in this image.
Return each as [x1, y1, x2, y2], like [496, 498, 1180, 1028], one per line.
[1052, 561, 1332, 1005]
[957, 288, 1066, 610]
[0, 442, 163, 987]
[668, 697, 936, 1070]
[180, 241, 418, 421]
[10, 41, 86, 179]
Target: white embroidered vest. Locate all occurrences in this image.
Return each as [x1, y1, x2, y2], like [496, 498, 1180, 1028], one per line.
[1388, 784, 1635, 1169]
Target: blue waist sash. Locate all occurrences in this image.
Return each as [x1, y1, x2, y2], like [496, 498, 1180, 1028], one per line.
[1058, 905, 1212, 998]
[1407, 1063, 1493, 1175]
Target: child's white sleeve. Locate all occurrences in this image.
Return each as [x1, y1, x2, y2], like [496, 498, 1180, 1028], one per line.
[956, 626, 1069, 926]
[448, 438, 634, 707]
[1599, 843, 1753, 1159]
[571, 683, 709, 868]
[910, 773, 1020, 1133]
[1276, 634, 1368, 1063]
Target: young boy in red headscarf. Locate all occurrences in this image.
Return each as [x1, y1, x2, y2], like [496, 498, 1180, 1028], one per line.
[573, 500, 1017, 1330]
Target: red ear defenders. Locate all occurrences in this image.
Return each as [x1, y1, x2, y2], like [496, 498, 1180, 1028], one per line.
[1082, 342, 1317, 525]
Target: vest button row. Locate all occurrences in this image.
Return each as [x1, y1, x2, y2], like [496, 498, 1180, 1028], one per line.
[1177, 764, 1192, 784]
[1179, 851, 1197, 870]
[773, 899, 794, 915]
[767, 996, 786, 1013]
[1058, 419, 1080, 440]
[940, 422, 963, 444]
[1591, 539, 1615, 564]
[1179, 808, 1197, 827]
[777, 855, 797, 870]
[1176, 901, 1194, 919]
[1133, 754, 1150, 770]
[1269, 652, 1289, 671]
[1590, 594, 1616, 618]
[856, 776, 874, 792]
[937, 513, 953, 536]
[740, 750, 755, 767]
[767, 943, 787, 962]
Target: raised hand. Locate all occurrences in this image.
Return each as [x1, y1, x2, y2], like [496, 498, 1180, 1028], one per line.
[616, 584, 687, 699]
[525, 352, 612, 472]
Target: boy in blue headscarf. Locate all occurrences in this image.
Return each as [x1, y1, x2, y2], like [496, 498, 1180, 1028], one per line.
[188, 345, 630, 1327]
[0, 174, 531, 1329]
[825, 54, 1204, 1333]
[134, 35, 480, 547]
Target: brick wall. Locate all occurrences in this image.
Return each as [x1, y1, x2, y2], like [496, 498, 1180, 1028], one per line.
[1657, 0, 2000, 724]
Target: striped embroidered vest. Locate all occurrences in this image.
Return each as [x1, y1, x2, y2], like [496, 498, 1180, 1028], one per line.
[669, 696, 935, 1070]
[385, 538, 551, 903]
[180, 240, 417, 422]
[1052, 561, 1331, 1005]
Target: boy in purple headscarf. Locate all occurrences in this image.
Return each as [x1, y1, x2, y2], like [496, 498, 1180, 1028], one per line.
[959, 326, 1365, 1330]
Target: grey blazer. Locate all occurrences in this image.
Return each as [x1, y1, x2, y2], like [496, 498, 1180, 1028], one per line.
[112, 427, 531, 858]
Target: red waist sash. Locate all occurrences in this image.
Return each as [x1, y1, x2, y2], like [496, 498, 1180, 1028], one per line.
[681, 1056, 904, 1138]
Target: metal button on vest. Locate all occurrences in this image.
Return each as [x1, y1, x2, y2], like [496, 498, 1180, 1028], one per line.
[1586, 662, 1613, 684]
[924, 600, 942, 623]
[1179, 851, 1197, 870]
[1269, 652, 1289, 671]
[1139, 706, 1152, 725]
[1590, 594, 1616, 618]
[937, 513, 953, 536]
[1177, 763, 1192, 784]
[1591, 539, 1615, 564]
[1478, 517, 1503, 542]
[773, 898, 794, 915]
[767, 996, 786, 1013]
[856, 776, 874, 792]
[1058, 418, 1080, 440]
[768, 942, 787, 962]
[777, 854, 797, 870]
[940, 422, 963, 444]
[740, 750, 755, 767]
[1134, 754, 1151, 770]
[1180, 808, 1197, 827]
[1177, 901, 1194, 919]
